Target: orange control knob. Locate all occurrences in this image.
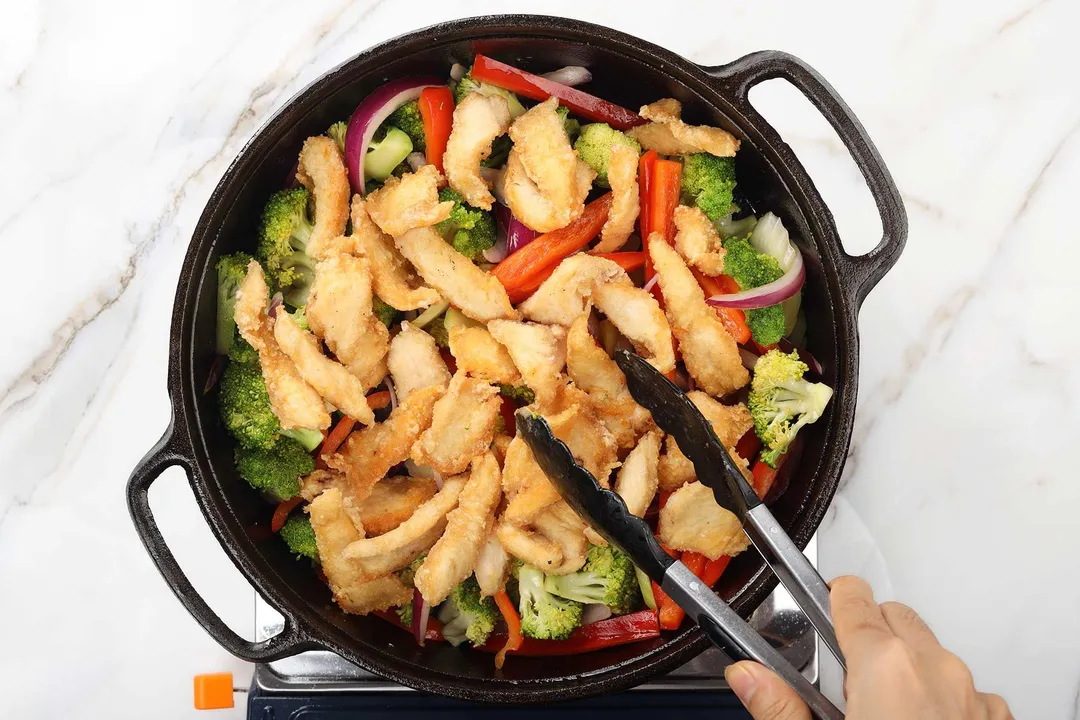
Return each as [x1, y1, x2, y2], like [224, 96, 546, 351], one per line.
[193, 672, 235, 710]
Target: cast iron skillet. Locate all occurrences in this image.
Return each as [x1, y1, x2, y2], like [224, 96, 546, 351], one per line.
[126, 15, 905, 703]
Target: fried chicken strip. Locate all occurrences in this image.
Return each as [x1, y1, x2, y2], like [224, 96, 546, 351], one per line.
[648, 235, 749, 396]
[473, 522, 510, 597]
[448, 325, 521, 386]
[593, 142, 640, 253]
[414, 452, 503, 604]
[614, 428, 662, 517]
[518, 254, 630, 327]
[674, 205, 726, 276]
[351, 197, 440, 310]
[627, 98, 740, 157]
[306, 253, 390, 389]
[395, 226, 518, 322]
[307, 488, 412, 614]
[592, 281, 676, 375]
[296, 136, 350, 259]
[357, 474, 438, 536]
[411, 373, 502, 476]
[234, 261, 330, 430]
[496, 520, 562, 571]
[658, 481, 751, 560]
[487, 319, 567, 409]
[274, 312, 374, 424]
[365, 165, 454, 237]
[387, 321, 451, 400]
[657, 392, 753, 491]
[443, 93, 512, 210]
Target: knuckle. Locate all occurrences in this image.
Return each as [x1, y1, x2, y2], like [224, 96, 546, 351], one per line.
[981, 693, 1013, 719]
[940, 652, 975, 686]
[878, 637, 919, 671]
[881, 601, 923, 628]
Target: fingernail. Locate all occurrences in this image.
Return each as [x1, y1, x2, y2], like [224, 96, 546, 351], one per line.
[725, 663, 758, 704]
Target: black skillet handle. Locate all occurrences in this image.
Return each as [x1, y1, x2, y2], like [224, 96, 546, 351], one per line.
[126, 418, 313, 662]
[705, 51, 907, 307]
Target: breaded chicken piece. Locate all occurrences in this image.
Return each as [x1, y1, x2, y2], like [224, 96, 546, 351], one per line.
[300, 468, 345, 502]
[627, 98, 740, 158]
[674, 205, 726, 276]
[566, 313, 653, 448]
[449, 326, 521, 385]
[274, 312, 375, 425]
[533, 502, 589, 575]
[234, 262, 330, 430]
[593, 143, 641, 253]
[490, 433, 514, 468]
[351, 197, 440, 310]
[496, 520, 563, 571]
[306, 254, 390, 389]
[592, 282, 676, 375]
[614, 429, 662, 517]
[365, 165, 454, 237]
[342, 473, 467, 560]
[307, 488, 412, 614]
[502, 403, 618, 523]
[648, 236, 749, 396]
[357, 474, 438, 536]
[443, 93, 512, 210]
[487, 320, 567, 409]
[354, 522, 445, 582]
[411, 373, 502, 475]
[415, 452, 503, 604]
[658, 432, 753, 491]
[658, 481, 750, 560]
[502, 98, 596, 232]
[474, 522, 510, 597]
[395, 227, 518, 322]
[519, 254, 631, 327]
[657, 392, 754, 491]
[296, 136, 351, 258]
[327, 385, 443, 503]
[387, 322, 451, 401]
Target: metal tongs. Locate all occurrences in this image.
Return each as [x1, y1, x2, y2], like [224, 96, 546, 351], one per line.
[515, 350, 844, 720]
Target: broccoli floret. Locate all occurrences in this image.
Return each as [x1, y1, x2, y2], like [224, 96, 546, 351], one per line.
[219, 361, 281, 450]
[216, 252, 255, 355]
[257, 188, 316, 307]
[518, 565, 583, 640]
[425, 316, 450, 348]
[544, 545, 641, 615]
[573, 123, 641, 187]
[228, 334, 259, 366]
[235, 436, 314, 502]
[396, 602, 413, 627]
[279, 514, 318, 561]
[289, 306, 309, 331]
[397, 552, 427, 586]
[482, 134, 512, 168]
[498, 384, 535, 406]
[748, 349, 833, 468]
[722, 237, 787, 345]
[327, 121, 348, 155]
[437, 576, 500, 646]
[365, 126, 413, 182]
[372, 296, 400, 328]
[387, 100, 425, 152]
[453, 73, 526, 117]
[556, 105, 581, 142]
[434, 187, 497, 260]
[680, 153, 737, 223]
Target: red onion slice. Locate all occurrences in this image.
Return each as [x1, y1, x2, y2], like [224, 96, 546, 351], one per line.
[642, 274, 659, 294]
[344, 77, 442, 194]
[739, 346, 760, 372]
[267, 292, 284, 318]
[483, 235, 508, 263]
[384, 377, 399, 411]
[406, 151, 428, 172]
[777, 338, 824, 376]
[541, 66, 592, 87]
[450, 63, 467, 82]
[411, 589, 430, 646]
[494, 202, 538, 256]
[706, 251, 804, 310]
[582, 603, 612, 625]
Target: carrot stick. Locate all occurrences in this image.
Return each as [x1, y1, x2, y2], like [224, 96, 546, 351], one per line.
[493, 193, 613, 303]
[493, 590, 522, 669]
[592, 251, 646, 273]
[271, 496, 303, 533]
[365, 390, 393, 411]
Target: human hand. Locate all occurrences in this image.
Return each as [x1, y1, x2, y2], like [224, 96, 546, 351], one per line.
[723, 576, 1013, 719]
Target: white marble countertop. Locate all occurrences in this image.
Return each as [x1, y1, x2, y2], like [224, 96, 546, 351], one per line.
[3, 0, 1079, 717]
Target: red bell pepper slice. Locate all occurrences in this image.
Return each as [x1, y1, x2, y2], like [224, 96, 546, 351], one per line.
[735, 428, 763, 463]
[418, 86, 454, 173]
[700, 555, 732, 588]
[592, 251, 646, 273]
[638, 150, 657, 245]
[479, 610, 660, 656]
[470, 55, 644, 131]
[752, 457, 780, 499]
[492, 193, 613, 303]
[693, 270, 753, 344]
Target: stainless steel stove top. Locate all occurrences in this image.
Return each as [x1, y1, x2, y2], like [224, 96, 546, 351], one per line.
[252, 537, 818, 694]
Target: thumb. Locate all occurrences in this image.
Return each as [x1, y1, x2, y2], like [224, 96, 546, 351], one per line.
[724, 661, 812, 720]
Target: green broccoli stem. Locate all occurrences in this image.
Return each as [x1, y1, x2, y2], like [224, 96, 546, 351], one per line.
[281, 427, 323, 452]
